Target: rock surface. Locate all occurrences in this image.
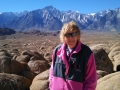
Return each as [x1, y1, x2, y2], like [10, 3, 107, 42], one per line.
[0, 73, 31, 90]
[96, 72, 120, 90]
[30, 70, 49, 90]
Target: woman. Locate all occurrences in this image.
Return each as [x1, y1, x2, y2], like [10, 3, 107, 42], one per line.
[49, 21, 97, 90]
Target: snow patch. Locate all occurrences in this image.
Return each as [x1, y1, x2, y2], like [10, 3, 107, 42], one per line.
[91, 13, 96, 16]
[117, 13, 120, 18]
[76, 11, 79, 13]
[88, 13, 96, 16]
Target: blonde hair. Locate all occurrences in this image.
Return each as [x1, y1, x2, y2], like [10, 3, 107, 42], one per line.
[60, 21, 81, 42]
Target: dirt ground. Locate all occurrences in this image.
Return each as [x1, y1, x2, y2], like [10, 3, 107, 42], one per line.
[0, 30, 120, 54]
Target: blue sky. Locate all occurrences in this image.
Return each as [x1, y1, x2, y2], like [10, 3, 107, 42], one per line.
[0, 0, 120, 14]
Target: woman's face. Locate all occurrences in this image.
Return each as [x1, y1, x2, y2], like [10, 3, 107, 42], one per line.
[64, 31, 78, 48]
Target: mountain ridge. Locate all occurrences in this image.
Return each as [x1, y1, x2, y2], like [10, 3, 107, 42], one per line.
[0, 6, 120, 31]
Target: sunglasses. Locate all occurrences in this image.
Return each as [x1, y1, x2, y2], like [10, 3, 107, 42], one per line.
[64, 32, 77, 38]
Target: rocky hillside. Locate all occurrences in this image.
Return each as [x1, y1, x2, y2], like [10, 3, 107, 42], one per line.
[0, 28, 16, 36]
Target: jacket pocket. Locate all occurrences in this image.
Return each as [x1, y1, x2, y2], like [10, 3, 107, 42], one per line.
[53, 61, 66, 78]
[66, 68, 82, 82]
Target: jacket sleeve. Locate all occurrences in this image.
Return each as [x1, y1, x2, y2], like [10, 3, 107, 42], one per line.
[49, 53, 54, 89]
[83, 53, 97, 90]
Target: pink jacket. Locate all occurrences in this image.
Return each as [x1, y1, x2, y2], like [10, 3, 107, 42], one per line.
[49, 41, 97, 90]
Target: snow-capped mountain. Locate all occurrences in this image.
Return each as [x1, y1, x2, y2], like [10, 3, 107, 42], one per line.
[87, 8, 120, 31]
[0, 11, 29, 25]
[13, 10, 29, 17]
[0, 12, 18, 25]
[0, 6, 120, 31]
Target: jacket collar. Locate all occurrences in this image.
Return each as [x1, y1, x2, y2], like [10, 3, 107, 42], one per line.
[56, 41, 82, 66]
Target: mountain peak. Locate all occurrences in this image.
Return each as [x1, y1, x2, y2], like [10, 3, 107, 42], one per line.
[43, 5, 55, 10]
[0, 6, 120, 31]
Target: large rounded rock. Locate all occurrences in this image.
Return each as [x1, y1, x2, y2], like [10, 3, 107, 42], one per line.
[0, 56, 11, 73]
[10, 59, 35, 81]
[0, 73, 31, 90]
[0, 50, 35, 81]
[28, 60, 49, 75]
[93, 49, 113, 73]
[10, 59, 25, 74]
[21, 71, 35, 81]
[108, 46, 120, 62]
[110, 42, 120, 51]
[44, 52, 52, 62]
[21, 50, 45, 60]
[30, 70, 49, 90]
[9, 49, 20, 56]
[108, 45, 120, 71]
[90, 44, 110, 54]
[15, 55, 31, 63]
[0, 50, 11, 57]
[96, 72, 120, 90]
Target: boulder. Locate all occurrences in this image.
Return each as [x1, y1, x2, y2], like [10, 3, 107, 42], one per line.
[108, 46, 120, 62]
[30, 70, 49, 90]
[8, 49, 20, 56]
[96, 72, 120, 90]
[21, 71, 35, 81]
[110, 42, 120, 51]
[93, 49, 113, 73]
[10, 59, 25, 74]
[90, 44, 110, 54]
[21, 50, 45, 60]
[15, 55, 31, 63]
[28, 60, 49, 75]
[108, 46, 120, 71]
[0, 73, 31, 90]
[0, 56, 11, 73]
[0, 49, 11, 57]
